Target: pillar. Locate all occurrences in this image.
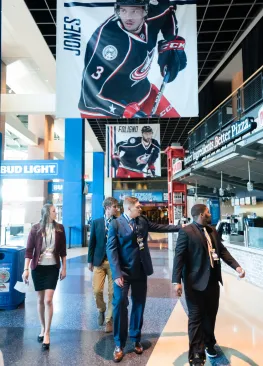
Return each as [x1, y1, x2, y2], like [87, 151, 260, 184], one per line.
[0, 59, 6, 243]
[104, 177, 112, 198]
[92, 152, 104, 220]
[24, 115, 54, 225]
[0, 62, 6, 158]
[63, 118, 85, 246]
[232, 70, 244, 119]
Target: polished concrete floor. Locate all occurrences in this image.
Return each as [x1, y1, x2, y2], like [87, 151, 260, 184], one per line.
[0, 247, 262, 366]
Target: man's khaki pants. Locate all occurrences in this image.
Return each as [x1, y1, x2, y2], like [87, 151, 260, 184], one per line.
[93, 260, 113, 323]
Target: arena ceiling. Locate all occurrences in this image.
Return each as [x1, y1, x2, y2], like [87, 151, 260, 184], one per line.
[24, 0, 263, 155]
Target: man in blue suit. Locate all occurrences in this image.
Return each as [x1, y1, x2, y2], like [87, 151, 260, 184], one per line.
[106, 196, 181, 362]
[88, 197, 119, 333]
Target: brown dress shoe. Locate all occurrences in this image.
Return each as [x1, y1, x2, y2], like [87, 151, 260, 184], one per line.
[134, 341, 143, 355]
[105, 320, 113, 333]
[113, 346, 124, 363]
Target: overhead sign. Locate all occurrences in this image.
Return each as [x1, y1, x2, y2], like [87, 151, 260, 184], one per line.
[56, 0, 198, 119]
[48, 182, 64, 194]
[113, 190, 167, 202]
[184, 117, 257, 166]
[258, 105, 263, 128]
[0, 160, 64, 180]
[134, 191, 164, 202]
[172, 159, 183, 175]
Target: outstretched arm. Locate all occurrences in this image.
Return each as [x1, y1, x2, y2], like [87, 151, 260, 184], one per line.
[147, 219, 181, 233]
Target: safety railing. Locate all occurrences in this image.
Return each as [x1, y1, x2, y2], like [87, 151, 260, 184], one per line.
[188, 67, 263, 152]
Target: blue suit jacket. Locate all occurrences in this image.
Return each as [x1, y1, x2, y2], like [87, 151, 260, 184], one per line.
[106, 215, 181, 280]
[88, 217, 106, 266]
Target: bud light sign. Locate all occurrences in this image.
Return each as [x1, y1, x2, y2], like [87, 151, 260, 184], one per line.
[0, 160, 64, 180]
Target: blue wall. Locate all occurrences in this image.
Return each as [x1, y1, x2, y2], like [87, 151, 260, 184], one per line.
[92, 152, 104, 220]
[63, 119, 85, 246]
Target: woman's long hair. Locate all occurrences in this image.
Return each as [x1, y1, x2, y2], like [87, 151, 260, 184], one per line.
[39, 204, 58, 234]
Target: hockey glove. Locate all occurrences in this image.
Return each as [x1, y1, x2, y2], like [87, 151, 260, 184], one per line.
[158, 36, 187, 83]
[112, 154, 120, 169]
[147, 164, 156, 177]
[123, 103, 148, 118]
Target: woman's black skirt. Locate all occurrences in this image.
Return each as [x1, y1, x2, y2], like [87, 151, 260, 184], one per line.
[31, 265, 59, 291]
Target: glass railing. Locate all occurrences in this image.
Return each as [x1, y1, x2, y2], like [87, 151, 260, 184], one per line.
[188, 67, 263, 152]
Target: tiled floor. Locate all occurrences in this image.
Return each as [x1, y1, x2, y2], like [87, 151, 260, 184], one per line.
[0, 247, 262, 365]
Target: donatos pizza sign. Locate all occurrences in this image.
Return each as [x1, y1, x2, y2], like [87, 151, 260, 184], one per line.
[184, 117, 257, 166]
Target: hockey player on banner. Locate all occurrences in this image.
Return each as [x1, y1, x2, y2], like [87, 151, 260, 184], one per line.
[112, 126, 160, 178]
[78, 0, 187, 119]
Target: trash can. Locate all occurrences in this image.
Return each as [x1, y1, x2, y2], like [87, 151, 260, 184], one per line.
[0, 246, 26, 310]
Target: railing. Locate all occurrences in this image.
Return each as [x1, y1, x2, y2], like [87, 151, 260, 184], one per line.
[188, 66, 263, 152]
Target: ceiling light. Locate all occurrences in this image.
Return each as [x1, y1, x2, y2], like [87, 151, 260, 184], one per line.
[241, 155, 256, 160]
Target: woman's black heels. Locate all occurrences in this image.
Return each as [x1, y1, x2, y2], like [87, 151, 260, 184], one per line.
[42, 343, 50, 350]
[37, 335, 44, 343]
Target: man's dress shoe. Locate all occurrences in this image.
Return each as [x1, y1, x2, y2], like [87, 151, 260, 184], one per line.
[134, 342, 143, 355]
[113, 346, 124, 363]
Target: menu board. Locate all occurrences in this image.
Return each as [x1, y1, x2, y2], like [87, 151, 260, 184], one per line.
[235, 198, 240, 206]
[240, 198, 245, 206]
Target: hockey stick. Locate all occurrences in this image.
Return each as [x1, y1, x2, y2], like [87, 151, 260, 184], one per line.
[150, 70, 171, 116]
[119, 165, 154, 177]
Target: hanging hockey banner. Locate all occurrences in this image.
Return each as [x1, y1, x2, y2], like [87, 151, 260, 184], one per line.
[56, 0, 198, 119]
[106, 124, 161, 177]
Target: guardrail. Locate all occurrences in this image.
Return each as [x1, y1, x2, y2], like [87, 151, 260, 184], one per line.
[188, 67, 263, 152]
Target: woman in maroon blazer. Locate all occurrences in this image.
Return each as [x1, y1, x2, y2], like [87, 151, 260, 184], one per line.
[22, 204, 67, 350]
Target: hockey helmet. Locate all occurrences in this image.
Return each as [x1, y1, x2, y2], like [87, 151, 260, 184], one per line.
[115, 0, 149, 7]
[141, 125, 153, 134]
[114, 0, 150, 18]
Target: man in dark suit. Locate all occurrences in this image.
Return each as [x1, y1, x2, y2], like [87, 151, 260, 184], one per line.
[106, 196, 182, 363]
[172, 204, 245, 366]
[88, 197, 119, 333]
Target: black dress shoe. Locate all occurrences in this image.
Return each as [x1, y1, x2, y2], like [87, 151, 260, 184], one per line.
[190, 353, 205, 366]
[42, 343, 50, 350]
[37, 335, 44, 343]
[113, 346, 124, 363]
[134, 342, 143, 355]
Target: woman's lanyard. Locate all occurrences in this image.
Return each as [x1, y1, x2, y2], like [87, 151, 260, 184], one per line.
[44, 229, 53, 250]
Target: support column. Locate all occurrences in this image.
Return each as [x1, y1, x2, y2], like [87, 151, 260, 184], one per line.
[92, 152, 104, 220]
[0, 58, 6, 243]
[63, 118, 85, 246]
[0, 62, 6, 158]
[24, 115, 53, 226]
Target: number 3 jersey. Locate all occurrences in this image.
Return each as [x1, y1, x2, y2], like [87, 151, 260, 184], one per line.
[115, 137, 160, 172]
[78, 0, 177, 118]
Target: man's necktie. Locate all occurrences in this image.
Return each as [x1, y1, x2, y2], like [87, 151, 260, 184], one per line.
[104, 218, 112, 261]
[129, 219, 136, 232]
[105, 218, 112, 240]
[203, 227, 214, 268]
